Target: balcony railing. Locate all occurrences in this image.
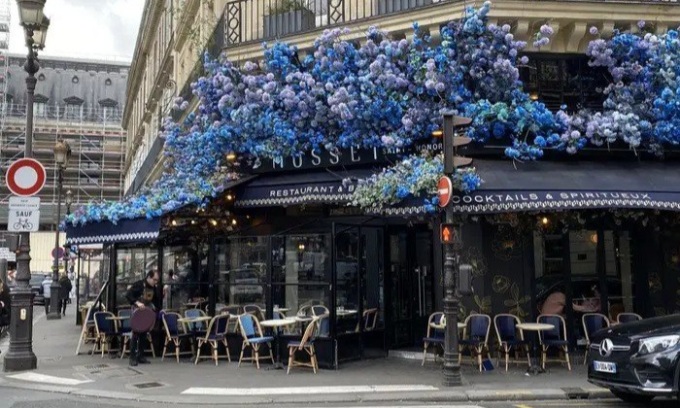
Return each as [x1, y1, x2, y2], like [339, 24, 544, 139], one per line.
[225, 0, 441, 47]
[224, 0, 679, 48]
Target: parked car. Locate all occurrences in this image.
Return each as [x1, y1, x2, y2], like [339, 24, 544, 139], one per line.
[29, 273, 50, 305]
[588, 314, 680, 403]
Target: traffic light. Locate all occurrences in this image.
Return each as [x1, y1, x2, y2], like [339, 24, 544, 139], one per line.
[442, 113, 473, 174]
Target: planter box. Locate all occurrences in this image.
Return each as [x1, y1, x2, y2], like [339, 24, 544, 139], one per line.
[263, 9, 316, 38]
[373, 0, 432, 16]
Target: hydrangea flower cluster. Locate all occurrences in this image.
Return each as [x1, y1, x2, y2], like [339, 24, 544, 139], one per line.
[66, 3, 680, 225]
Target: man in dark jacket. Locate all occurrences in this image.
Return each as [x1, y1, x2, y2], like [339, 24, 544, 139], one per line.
[125, 270, 159, 366]
[0, 277, 11, 355]
[58, 274, 72, 316]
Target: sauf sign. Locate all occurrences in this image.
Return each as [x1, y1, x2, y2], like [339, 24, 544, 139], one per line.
[8, 196, 40, 232]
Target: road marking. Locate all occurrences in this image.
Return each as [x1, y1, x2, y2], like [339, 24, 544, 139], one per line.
[6, 372, 93, 386]
[182, 384, 439, 396]
[515, 405, 533, 408]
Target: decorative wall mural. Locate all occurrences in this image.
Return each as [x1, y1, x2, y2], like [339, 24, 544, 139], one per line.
[491, 227, 521, 261]
[473, 294, 492, 314]
[503, 283, 531, 318]
[462, 247, 487, 277]
[492, 275, 511, 294]
[648, 273, 662, 293]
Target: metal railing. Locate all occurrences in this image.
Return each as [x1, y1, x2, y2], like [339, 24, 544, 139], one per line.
[224, 0, 679, 47]
[224, 0, 442, 47]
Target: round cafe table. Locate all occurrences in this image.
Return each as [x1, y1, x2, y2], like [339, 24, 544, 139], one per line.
[260, 317, 305, 370]
[516, 322, 554, 375]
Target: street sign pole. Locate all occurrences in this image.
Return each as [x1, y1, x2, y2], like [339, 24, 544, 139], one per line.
[441, 111, 472, 387]
[4, 48, 40, 371]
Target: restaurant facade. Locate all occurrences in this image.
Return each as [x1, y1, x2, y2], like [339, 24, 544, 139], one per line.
[66, 145, 680, 369]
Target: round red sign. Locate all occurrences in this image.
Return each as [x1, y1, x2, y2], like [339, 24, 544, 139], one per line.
[437, 176, 453, 208]
[6, 158, 46, 197]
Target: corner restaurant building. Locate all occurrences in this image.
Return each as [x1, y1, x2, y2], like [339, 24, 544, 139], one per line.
[67, 145, 680, 368]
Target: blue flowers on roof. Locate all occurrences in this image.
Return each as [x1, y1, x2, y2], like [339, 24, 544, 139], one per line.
[66, 2, 680, 225]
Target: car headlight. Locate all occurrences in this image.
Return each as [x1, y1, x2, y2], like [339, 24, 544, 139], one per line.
[638, 335, 680, 356]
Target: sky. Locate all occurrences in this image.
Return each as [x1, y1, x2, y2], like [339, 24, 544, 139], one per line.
[8, 0, 145, 62]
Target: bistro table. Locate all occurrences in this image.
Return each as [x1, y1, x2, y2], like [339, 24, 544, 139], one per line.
[516, 322, 555, 375]
[178, 316, 212, 334]
[260, 317, 303, 369]
[106, 315, 129, 331]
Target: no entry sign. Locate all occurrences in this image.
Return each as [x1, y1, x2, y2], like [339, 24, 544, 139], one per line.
[437, 176, 453, 208]
[6, 158, 46, 197]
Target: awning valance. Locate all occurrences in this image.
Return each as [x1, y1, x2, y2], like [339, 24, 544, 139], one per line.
[452, 160, 680, 214]
[235, 169, 374, 208]
[65, 218, 161, 245]
[377, 159, 680, 216]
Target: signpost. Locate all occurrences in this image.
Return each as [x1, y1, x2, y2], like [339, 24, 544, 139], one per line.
[7, 196, 40, 232]
[437, 176, 453, 208]
[5, 158, 46, 197]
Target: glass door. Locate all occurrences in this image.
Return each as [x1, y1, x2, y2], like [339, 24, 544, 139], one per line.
[387, 228, 434, 348]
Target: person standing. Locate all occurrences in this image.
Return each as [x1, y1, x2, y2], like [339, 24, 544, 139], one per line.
[125, 270, 159, 366]
[41, 275, 52, 315]
[0, 277, 10, 355]
[58, 274, 73, 316]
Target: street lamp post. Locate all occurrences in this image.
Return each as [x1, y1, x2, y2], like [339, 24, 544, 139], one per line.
[47, 139, 71, 320]
[4, 0, 50, 372]
[63, 190, 72, 321]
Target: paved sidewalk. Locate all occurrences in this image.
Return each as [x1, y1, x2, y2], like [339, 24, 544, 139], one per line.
[0, 307, 612, 405]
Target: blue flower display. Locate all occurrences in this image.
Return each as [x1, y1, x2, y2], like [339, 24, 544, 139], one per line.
[66, 3, 680, 225]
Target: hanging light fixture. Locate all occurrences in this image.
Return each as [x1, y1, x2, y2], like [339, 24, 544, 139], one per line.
[226, 151, 237, 161]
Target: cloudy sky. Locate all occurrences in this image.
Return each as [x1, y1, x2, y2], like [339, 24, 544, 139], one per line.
[9, 0, 145, 61]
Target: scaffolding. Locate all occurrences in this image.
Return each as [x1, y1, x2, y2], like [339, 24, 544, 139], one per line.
[0, 0, 9, 136]
[0, 102, 126, 227]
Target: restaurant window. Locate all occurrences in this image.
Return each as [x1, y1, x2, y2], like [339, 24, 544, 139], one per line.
[216, 236, 268, 310]
[162, 245, 206, 310]
[116, 247, 158, 309]
[272, 234, 332, 336]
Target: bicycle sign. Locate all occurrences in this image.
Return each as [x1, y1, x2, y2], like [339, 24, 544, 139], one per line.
[7, 196, 40, 232]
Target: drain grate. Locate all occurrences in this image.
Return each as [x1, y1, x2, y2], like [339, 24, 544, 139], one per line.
[562, 387, 589, 399]
[132, 382, 165, 389]
[83, 363, 111, 370]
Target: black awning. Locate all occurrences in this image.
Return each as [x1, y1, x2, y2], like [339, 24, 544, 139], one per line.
[65, 217, 161, 245]
[234, 169, 374, 208]
[450, 159, 680, 214]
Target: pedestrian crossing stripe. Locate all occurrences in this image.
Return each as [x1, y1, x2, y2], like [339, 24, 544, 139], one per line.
[181, 384, 438, 395]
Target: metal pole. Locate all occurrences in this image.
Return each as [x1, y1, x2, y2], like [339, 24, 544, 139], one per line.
[4, 43, 39, 372]
[75, 251, 81, 325]
[47, 167, 63, 320]
[442, 113, 461, 386]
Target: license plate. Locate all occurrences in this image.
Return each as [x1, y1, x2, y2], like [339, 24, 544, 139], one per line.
[594, 361, 617, 374]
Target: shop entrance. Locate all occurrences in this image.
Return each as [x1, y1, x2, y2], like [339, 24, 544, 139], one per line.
[387, 229, 435, 348]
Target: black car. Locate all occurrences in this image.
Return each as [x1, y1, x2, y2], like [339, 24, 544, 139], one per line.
[587, 314, 680, 403]
[29, 274, 49, 305]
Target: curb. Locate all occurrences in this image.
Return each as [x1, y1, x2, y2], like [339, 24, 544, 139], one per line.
[0, 379, 614, 405]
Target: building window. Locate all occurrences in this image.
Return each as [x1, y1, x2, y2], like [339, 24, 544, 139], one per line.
[65, 104, 83, 121]
[33, 102, 46, 117]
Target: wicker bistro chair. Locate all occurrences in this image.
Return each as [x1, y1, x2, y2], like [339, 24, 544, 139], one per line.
[195, 314, 231, 365]
[237, 314, 275, 369]
[582, 313, 610, 364]
[120, 310, 156, 360]
[494, 314, 531, 371]
[422, 312, 445, 366]
[161, 312, 195, 363]
[356, 308, 379, 332]
[244, 304, 265, 322]
[287, 317, 320, 374]
[538, 314, 571, 371]
[459, 314, 491, 372]
[617, 312, 642, 324]
[184, 308, 208, 336]
[93, 312, 120, 358]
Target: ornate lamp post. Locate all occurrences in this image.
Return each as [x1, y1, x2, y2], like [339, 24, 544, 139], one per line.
[47, 139, 70, 320]
[63, 189, 72, 319]
[4, 0, 49, 372]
